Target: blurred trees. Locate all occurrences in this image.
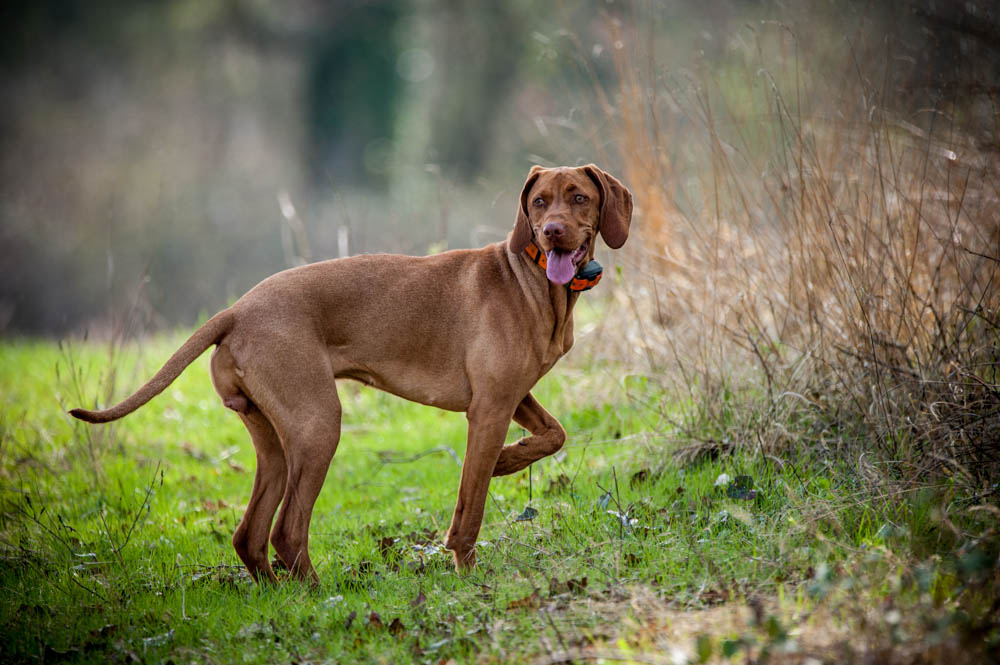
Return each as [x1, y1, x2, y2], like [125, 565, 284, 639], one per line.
[425, 1, 525, 179]
[0, 0, 581, 335]
[0, 0, 997, 335]
[305, 4, 403, 188]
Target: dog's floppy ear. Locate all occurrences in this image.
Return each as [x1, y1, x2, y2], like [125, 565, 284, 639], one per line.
[511, 165, 545, 252]
[583, 164, 633, 249]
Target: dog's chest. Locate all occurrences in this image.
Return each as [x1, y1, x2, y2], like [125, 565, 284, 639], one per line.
[538, 332, 573, 376]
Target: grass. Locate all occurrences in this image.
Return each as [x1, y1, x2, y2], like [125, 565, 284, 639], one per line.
[0, 327, 997, 664]
[3, 9, 1000, 665]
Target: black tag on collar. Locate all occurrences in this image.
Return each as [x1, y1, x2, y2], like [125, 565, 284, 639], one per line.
[569, 259, 603, 292]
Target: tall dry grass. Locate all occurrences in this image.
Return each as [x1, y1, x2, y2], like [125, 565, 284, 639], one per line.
[605, 22, 1000, 492]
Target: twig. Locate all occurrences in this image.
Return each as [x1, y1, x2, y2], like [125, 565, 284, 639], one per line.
[541, 609, 569, 654]
[535, 649, 673, 665]
[612, 467, 623, 542]
[375, 446, 457, 465]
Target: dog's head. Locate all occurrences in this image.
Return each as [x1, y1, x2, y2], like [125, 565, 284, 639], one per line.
[510, 164, 633, 284]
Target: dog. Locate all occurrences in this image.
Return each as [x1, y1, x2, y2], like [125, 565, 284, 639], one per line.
[70, 164, 632, 583]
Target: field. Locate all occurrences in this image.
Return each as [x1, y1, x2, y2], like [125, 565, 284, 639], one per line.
[1, 314, 997, 664]
[3, 7, 1000, 664]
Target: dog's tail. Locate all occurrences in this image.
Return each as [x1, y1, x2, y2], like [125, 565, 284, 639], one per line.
[69, 309, 235, 424]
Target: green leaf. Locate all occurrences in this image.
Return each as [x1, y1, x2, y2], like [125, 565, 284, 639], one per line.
[726, 474, 757, 500]
[514, 506, 538, 522]
[722, 638, 746, 657]
[695, 634, 713, 663]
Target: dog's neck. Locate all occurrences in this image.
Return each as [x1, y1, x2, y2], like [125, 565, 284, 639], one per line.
[506, 239, 596, 355]
[548, 276, 579, 351]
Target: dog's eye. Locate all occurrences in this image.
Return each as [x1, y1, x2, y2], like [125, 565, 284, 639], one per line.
[574, 194, 588, 204]
[533, 196, 545, 207]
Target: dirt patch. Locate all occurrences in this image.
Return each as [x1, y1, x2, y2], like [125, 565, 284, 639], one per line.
[526, 586, 986, 665]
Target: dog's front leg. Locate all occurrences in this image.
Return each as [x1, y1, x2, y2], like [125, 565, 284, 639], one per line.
[445, 404, 510, 572]
[492, 392, 566, 476]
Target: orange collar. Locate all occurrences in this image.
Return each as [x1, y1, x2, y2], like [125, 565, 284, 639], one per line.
[524, 241, 603, 292]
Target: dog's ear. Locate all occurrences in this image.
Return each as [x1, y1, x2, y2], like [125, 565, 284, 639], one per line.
[511, 165, 545, 252]
[583, 164, 633, 249]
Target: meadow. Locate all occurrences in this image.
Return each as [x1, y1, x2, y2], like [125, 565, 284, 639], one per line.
[0, 309, 996, 663]
[3, 10, 1000, 665]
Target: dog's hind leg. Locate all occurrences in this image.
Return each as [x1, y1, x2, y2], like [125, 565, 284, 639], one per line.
[212, 344, 287, 582]
[491, 392, 566, 476]
[232, 407, 287, 582]
[263, 363, 342, 585]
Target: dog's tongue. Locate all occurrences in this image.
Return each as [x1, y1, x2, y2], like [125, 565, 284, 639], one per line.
[545, 249, 577, 285]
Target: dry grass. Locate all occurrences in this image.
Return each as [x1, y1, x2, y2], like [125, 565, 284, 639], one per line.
[600, 18, 999, 495]
[551, 17, 1000, 661]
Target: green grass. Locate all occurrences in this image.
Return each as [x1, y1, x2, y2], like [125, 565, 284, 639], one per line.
[0, 334, 996, 664]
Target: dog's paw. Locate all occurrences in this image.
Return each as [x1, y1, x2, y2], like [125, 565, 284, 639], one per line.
[452, 547, 477, 573]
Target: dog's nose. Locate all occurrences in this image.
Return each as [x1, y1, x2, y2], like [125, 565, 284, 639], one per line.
[542, 222, 565, 240]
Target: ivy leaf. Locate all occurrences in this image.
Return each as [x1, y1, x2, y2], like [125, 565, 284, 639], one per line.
[722, 638, 747, 657]
[514, 505, 538, 522]
[726, 475, 757, 500]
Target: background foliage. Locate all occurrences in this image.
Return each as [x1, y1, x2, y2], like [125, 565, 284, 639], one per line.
[2, 0, 997, 335]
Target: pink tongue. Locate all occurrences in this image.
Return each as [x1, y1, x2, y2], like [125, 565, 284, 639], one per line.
[545, 249, 577, 285]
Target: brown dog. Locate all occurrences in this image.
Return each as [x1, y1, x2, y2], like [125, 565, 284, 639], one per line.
[70, 164, 632, 583]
